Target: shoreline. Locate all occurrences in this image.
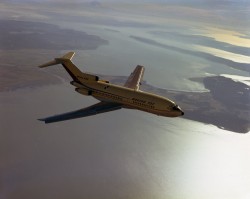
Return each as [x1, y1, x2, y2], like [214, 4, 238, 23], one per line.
[1, 73, 249, 133]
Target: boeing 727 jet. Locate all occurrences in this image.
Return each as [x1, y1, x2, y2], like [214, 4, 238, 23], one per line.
[38, 52, 184, 123]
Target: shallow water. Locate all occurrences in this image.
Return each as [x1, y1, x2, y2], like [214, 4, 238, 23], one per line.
[60, 23, 247, 92]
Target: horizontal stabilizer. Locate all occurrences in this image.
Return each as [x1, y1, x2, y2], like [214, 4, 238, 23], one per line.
[38, 52, 75, 68]
[38, 51, 98, 83]
[38, 60, 60, 68]
[62, 51, 75, 60]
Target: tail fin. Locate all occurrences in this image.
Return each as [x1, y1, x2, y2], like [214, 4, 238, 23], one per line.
[38, 52, 75, 68]
[62, 52, 75, 60]
[38, 52, 99, 83]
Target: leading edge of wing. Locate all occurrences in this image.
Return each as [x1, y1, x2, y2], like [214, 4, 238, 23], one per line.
[38, 102, 122, 124]
[124, 65, 145, 90]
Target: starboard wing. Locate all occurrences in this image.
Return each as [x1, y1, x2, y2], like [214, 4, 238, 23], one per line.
[38, 102, 122, 123]
[124, 65, 145, 90]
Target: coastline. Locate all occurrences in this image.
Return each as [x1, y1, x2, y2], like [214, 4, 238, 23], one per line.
[1, 70, 249, 133]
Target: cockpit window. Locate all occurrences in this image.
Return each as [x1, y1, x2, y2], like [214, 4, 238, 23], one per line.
[172, 105, 180, 111]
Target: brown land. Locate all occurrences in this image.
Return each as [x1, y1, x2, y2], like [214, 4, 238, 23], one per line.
[104, 75, 250, 133]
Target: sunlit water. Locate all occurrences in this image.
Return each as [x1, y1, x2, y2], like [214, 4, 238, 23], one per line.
[1, 85, 250, 199]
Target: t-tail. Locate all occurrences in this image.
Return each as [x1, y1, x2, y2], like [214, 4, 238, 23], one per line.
[38, 52, 99, 83]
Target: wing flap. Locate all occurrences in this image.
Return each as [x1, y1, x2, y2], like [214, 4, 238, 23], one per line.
[124, 65, 144, 90]
[38, 102, 122, 124]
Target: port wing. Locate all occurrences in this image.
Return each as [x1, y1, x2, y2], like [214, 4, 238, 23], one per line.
[124, 65, 145, 90]
[38, 102, 122, 123]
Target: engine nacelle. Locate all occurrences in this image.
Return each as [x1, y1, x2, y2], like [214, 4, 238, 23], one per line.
[70, 81, 83, 88]
[75, 88, 92, 96]
[99, 80, 110, 83]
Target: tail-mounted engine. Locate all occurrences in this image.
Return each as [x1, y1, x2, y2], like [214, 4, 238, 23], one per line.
[75, 88, 92, 96]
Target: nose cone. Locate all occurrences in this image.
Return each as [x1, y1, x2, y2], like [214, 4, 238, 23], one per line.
[172, 105, 184, 117]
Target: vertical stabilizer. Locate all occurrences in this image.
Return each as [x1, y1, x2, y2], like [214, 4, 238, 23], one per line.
[38, 52, 99, 83]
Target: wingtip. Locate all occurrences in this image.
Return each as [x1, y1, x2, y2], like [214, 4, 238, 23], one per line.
[38, 118, 46, 123]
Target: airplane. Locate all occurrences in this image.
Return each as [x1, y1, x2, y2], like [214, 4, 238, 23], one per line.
[38, 52, 184, 123]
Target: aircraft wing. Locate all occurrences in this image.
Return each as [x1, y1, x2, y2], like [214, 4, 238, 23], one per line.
[124, 65, 145, 90]
[38, 102, 122, 123]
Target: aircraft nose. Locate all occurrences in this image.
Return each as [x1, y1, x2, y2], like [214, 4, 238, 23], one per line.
[172, 105, 184, 116]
